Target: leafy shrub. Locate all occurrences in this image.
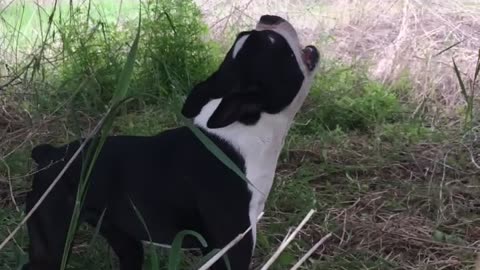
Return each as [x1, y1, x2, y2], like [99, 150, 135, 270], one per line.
[294, 66, 403, 134]
[48, 8, 129, 112]
[35, 0, 218, 114]
[135, 0, 219, 98]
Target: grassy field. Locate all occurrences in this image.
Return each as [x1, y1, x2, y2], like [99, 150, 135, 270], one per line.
[1, 0, 480, 269]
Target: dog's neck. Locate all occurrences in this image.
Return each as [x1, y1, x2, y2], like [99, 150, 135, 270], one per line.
[193, 73, 315, 248]
[194, 99, 288, 193]
[192, 75, 314, 198]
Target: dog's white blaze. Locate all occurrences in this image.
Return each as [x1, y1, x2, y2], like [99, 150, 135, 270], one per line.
[232, 34, 250, 59]
[193, 24, 318, 252]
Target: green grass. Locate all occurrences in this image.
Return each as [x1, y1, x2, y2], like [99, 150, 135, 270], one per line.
[1, 0, 480, 269]
[0, 0, 139, 50]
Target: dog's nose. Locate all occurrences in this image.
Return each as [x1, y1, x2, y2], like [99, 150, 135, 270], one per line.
[259, 15, 285, 25]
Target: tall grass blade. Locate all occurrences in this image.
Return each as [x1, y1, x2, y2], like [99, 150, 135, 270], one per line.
[183, 119, 264, 195]
[86, 0, 92, 25]
[59, 4, 143, 268]
[474, 48, 480, 84]
[0, 114, 108, 251]
[129, 198, 160, 270]
[434, 40, 464, 57]
[168, 230, 208, 270]
[0, 73, 113, 251]
[112, 5, 142, 105]
[60, 98, 134, 270]
[453, 58, 468, 101]
[453, 57, 473, 130]
[38, 0, 57, 62]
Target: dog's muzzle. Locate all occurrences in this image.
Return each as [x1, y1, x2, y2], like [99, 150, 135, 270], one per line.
[259, 15, 286, 26]
[257, 15, 320, 71]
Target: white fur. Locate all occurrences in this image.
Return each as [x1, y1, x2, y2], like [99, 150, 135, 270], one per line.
[268, 35, 276, 44]
[232, 34, 250, 59]
[193, 22, 318, 251]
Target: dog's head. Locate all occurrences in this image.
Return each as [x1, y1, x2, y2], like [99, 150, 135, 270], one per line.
[182, 15, 319, 129]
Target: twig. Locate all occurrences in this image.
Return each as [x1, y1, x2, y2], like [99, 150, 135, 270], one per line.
[260, 209, 316, 270]
[289, 232, 333, 270]
[475, 253, 480, 270]
[387, 231, 480, 251]
[6, 228, 24, 254]
[434, 39, 465, 57]
[0, 158, 19, 212]
[0, 110, 109, 251]
[197, 212, 264, 270]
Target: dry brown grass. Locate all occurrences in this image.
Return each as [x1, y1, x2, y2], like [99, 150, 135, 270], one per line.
[260, 131, 480, 269]
[1, 1, 480, 269]
[196, 0, 480, 119]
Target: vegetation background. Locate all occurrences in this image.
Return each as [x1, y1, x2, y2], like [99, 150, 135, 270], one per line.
[0, 0, 479, 269]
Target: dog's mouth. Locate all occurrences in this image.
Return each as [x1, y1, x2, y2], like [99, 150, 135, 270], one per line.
[256, 15, 320, 72]
[302, 45, 319, 71]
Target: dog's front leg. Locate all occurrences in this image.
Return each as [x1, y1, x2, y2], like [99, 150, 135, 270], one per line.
[98, 221, 144, 270]
[203, 234, 254, 270]
[23, 189, 75, 270]
[199, 208, 254, 270]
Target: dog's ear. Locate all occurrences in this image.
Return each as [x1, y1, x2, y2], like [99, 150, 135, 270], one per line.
[181, 79, 212, 118]
[182, 72, 226, 118]
[181, 70, 238, 119]
[207, 91, 263, 129]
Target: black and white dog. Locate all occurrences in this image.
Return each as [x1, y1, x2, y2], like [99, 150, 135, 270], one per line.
[23, 15, 319, 270]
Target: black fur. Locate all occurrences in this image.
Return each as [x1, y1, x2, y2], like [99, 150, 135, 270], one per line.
[181, 30, 304, 127]
[24, 129, 252, 270]
[23, 15, 317, 270]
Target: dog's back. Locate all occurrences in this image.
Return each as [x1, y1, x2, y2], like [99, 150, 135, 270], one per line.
[23, 14, 320, 270]
[24, 127, 254, 269]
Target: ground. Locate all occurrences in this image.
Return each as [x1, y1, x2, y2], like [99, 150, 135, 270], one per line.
[0, 0, 479, 269]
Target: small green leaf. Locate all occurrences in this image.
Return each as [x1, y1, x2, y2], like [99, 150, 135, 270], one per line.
[432, 230, 445, 242]
[60, 4, 143, 269]
[111, 5, 142, 105]
[277, 251, 297, 267]
[168, 230, 208, 270]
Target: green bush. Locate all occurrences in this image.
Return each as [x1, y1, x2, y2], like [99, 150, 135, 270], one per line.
[294, 67, 403, 134]
[34, 0, 218, 114]
[51, 8, 128, 112]
[135, 0, 219, 98]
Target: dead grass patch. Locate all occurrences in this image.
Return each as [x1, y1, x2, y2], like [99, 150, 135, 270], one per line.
[196, 0, 480, 119]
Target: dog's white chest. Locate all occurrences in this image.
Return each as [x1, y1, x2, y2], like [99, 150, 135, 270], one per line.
[194, 98, 287, 194]
[194, 98, 292, 248]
